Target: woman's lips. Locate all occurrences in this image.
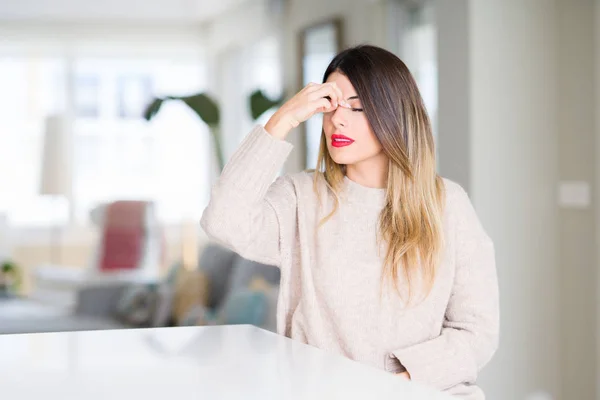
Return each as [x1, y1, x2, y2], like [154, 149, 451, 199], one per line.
[331, 134, 355, 148]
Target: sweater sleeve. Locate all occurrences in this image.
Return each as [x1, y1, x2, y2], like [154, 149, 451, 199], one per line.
[390, 184, 500, 391]
[200, 125, 297, 266]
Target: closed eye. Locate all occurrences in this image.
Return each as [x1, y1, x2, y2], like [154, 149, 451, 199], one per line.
[323, 96, 363, 112]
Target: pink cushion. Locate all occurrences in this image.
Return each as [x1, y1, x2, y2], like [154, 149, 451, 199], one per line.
[99, 228, 145, 271]
[98, 201, 147, 272]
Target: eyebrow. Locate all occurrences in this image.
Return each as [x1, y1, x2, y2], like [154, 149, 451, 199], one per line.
[347, 96, 359, 100]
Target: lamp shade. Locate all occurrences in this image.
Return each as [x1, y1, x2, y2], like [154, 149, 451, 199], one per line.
[40, 114, 73, 197]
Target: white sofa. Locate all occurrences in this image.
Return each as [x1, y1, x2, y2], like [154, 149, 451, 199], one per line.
[31, 201, 164, 309]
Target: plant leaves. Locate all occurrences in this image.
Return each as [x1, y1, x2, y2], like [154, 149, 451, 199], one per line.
[143, 98, 164, 121]
[249, 89, 284, 120]
[181, 93, 220, 126]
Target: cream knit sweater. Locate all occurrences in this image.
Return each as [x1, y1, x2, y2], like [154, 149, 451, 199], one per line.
[200, 125, 499, 399]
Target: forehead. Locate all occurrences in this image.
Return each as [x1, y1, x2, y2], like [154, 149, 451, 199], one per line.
[325, 71, 357, 97]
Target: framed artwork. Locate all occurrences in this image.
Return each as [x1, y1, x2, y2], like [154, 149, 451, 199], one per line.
[298, 17, 344, 170]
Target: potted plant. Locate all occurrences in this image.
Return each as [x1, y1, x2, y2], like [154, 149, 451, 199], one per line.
[249, 89, 285, 121]
[0, 260, 22, 297]
[143, 93, 225, 170]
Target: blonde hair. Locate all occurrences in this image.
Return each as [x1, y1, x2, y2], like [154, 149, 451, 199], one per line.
[313, 45, 446, 304]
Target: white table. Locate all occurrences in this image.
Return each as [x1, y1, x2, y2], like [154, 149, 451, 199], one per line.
[0, 325, 453, 399]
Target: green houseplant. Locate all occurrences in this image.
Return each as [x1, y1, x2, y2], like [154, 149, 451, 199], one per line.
[0, 260, 22, 297]
[249, 89, 285, 121]
[143, 93, 225, 170]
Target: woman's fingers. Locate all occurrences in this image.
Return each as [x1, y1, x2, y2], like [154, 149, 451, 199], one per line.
[304, 97, 334, 119]
[307, 83, 343, 108]
[315, 97, 334, 113]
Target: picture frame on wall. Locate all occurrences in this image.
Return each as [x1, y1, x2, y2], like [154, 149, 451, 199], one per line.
[298, 17, 344, 170]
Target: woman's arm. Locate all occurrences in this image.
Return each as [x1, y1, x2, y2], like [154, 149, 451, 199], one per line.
[390, 183, 500, 390]
[200, 82, 345, 266]
[200, 126, 296, 266]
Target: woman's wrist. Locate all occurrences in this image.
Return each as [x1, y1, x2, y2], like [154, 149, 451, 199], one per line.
[264, 112, 295, 140]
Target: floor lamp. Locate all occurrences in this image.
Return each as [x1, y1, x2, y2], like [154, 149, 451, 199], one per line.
[39, 114, 73, 266]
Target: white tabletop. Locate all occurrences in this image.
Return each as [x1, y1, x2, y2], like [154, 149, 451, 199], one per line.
[0, 325, 453, 399]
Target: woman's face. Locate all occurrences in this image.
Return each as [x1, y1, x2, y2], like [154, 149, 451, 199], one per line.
[322, 71, 384, 167]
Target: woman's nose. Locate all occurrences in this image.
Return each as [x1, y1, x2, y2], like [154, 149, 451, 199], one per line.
[331, 107, 346, 128]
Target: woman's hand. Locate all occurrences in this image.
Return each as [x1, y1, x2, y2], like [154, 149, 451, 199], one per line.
[264, 82, 346, 140]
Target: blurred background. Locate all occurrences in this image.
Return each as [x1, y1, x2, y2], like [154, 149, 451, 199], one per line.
[0, 0, 596, 399]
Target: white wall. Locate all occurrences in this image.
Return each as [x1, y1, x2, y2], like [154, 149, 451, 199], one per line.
[436, 0, 470, 192]
[596, 0, 600, 398]
[203, 0, 275, 53]
[0, 21, 206, 58]
[438, 0, 562, 399]
[557, 1, 597, 399]
[0, 0, 248, 22]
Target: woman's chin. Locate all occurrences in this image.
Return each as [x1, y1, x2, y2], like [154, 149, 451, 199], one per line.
[327, 150, 357, 166]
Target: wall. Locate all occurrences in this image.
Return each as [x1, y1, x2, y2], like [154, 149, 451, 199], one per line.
[203, 0, 274, 53]
[595, 0, 600, 397]
[557, 0, 597, 399]
[0, 21, 206, 57]
[438, 0, 562, 398]
[596, 0, 600, 395]
[436, 0, 470, 193]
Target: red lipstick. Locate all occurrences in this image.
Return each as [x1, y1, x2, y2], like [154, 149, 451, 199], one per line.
[331, 134, 355, 148]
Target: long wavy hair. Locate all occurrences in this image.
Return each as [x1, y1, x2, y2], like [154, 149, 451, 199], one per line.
[314, 45, 446, 303]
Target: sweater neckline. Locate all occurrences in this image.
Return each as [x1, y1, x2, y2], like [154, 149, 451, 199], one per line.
[343, 176, 386, 203]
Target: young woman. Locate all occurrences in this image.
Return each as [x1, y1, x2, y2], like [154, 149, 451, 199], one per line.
[201, 44, 499, 399]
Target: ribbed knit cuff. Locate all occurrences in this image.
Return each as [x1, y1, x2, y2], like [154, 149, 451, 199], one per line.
[218, 125, 294, 202]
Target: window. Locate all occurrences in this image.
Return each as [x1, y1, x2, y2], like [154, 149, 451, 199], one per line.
[70, 58, 210, 224]
[0, 53, 209, 227]
[0, 57, 68, 226]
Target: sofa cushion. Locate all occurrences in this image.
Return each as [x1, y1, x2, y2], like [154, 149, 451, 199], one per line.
[198, 244, 237, 309]
[227, 257, 280, 294]
[150, 283, 174, 327]
[172, 268, 209, 325]
[248, 277, 279, 332]
[114, 284, 158, 327]
[217, 289, 268, 326]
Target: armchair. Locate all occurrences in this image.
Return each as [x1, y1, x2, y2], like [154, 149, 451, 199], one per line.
[32, 200, 165, 309]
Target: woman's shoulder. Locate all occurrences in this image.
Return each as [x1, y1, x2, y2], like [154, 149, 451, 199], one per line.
[270, 169, 319, 196]
[440, 177, 474, 214]
[440, 177, 492, 240]
[441, 177, 468, 199]
[277, 169, 318, 188]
